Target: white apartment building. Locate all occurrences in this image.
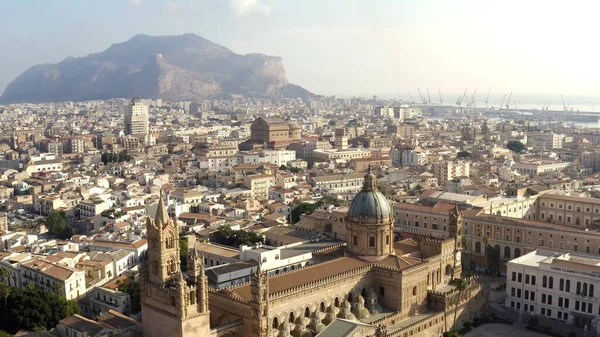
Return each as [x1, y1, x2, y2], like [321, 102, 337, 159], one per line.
[310, 173, 365, 194]
[20, 258, 86, 300]
[312, 148, 371, 163]
[391, 147, 427, 167]
[239, 243, 312, 276]
[511, 160, 572, 177]
[124, 98, 149, 135]
[261, 149, 296, 166]
[85, 286, 131, 317]
[432, 161, 470, 186]
[506, 250, 600, 334]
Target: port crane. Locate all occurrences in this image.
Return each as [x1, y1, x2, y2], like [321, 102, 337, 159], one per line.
[438, 89, 443, 104]
[499, 94, 506, 111]
[484, 87, 491, 109]
[468, 87, 478, 112]
[505, 91, 513, 110]
[427, 89, 432, 104]
[456, 87, 469, 106]
[417, 88, 427, 104]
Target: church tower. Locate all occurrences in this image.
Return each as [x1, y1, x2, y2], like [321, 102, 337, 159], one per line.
[345, 166, 395, 261]
[140, 193, 211, 337]
[448, 203, 463, 279]
[248, 265, 270, 337]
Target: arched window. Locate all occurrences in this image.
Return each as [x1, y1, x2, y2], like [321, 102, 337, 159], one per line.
[189, 291, 196, 305]
[577, 281, 581, 295]
[413, 286, 417, 296]
[427, 274, 430, 285]
[379, 287, 385, 297]
[590, 284, 594, 297]
[348, 292, 354, 303]
[289, 312, 295, 323]
[320, 302, 325, 312]
[272, 317, 279, 329]
[543, 276, 547, 288]
[475, 242, 481, 254]
[334, 297, 340, 307]
[445, 264, 452, 276]
[504, 246, 511, 259]
[549, 277, 553, 289]
[566, 280, 571, 292]
[514, 248, 521, 258]
[559, 279, 564, 291]
[583, 283, 588, 296]
[304, 307, 310, 318]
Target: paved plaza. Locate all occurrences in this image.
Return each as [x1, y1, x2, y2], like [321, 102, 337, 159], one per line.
[464, 324, 548, 337]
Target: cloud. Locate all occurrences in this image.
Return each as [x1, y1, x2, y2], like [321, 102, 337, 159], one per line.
[129, 0, 142, 7]
[230, 0, 272, 17]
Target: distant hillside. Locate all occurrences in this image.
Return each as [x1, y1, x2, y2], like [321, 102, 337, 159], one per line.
[0, 34, 315, 102]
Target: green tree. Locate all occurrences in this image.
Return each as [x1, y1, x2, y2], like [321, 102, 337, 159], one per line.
[289, 167, 301, 173]
[45, 211, 71, 239]
[457, 151, 471, 158]
[3, 284, 79, 333]
[0, 330, 11, 337]
[118, 280, 141, 314]
[453, 278, 470, 330]
[213, 226, 264, 247]
[506, 140, 526, 153]
[0, 272, 10, 327]
[481, 120, 488, 135]
[279, 165, 287, 171]
[118, 150, 133, 162]
[179, 234, 189, 271]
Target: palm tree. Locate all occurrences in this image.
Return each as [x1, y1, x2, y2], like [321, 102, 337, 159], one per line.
[0, 270, 10, 326]
[453, 278, 469, 330]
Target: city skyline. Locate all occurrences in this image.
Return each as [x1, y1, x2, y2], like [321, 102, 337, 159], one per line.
[2, 0, 600, 98]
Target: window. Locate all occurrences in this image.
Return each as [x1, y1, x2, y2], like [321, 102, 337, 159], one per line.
[512, 272, 516, 282]
[369, 236, 376, 248]
[542, 294, 546, 304]
[549, 277, 553, 289]
[526, 274, 530, 284]
[543, 276, 547, 288]
[559, 279, 564, 291]
[531, 276, 536, 285]
[566, 280, 570, 292]
[558, 297, 563, 307]
[518, 273, 522, 283]
[511, 288, 515, 297]
[353, 236, 358, 246]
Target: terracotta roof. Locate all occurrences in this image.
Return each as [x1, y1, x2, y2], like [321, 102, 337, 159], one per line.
[394, 238, 420, 256]
[376, 255, 422, 269]
[231, 257, 369, 300]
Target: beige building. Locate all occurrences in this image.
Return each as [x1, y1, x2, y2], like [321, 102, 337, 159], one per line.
[536, 193, 600, 229]
[21, 258, 86, 300]
[244, 174, 275, 200]
[310, 172, 365, 194]
[511, 160, 571, 177]
[124, 98, 149, 135]
[250, 117, 302, 143]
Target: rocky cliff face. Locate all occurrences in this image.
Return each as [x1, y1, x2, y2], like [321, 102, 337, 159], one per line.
[0, 34, 313, 102]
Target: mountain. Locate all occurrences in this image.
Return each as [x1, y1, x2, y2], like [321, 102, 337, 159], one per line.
[0, 34, 315, 103]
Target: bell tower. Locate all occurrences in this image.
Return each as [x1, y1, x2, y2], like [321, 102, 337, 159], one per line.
[248, 265, 270, 337]
[141, 193, 211, 337]
[448, 203, 463, 278]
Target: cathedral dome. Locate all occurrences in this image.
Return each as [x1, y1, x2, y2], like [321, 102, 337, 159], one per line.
[347, 168, 391, 221]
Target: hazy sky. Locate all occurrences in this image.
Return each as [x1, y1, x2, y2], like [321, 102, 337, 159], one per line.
[1, 0, 599, 98]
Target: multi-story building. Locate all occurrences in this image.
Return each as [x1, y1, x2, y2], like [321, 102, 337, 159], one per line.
[124, 98, 149, 136]
[392, 146, 427, 167]
[287, 140, 333, 163]
[243, 174, 275, 200]
[527, 132, 564, 150]
[511, 160, 572, 177]
[33, 193, 66, 216]
[268, 186, 295, 204]
[506, 250, 600, 332]
[312, 148, 371, 163]
[310, 172, 365, 194]
[261, 149, 296, 166]
[84, 286, 132, 317]
[432, 161, 470, 186]
[249, 117, 302, 143]
[536, 193, 600, 229]
[20, 258, 86, 300]
[39, 139, 64, 156]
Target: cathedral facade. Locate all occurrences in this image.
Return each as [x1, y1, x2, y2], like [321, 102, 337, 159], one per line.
[140, 170, 486, 337]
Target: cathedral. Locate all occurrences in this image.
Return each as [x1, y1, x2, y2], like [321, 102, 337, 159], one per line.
[140, 169, 486, 337]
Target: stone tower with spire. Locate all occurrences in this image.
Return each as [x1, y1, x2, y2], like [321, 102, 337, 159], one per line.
[448, 203, 463, 279]
[140, 193, 211, 337]
[248, 265, 270, 337]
